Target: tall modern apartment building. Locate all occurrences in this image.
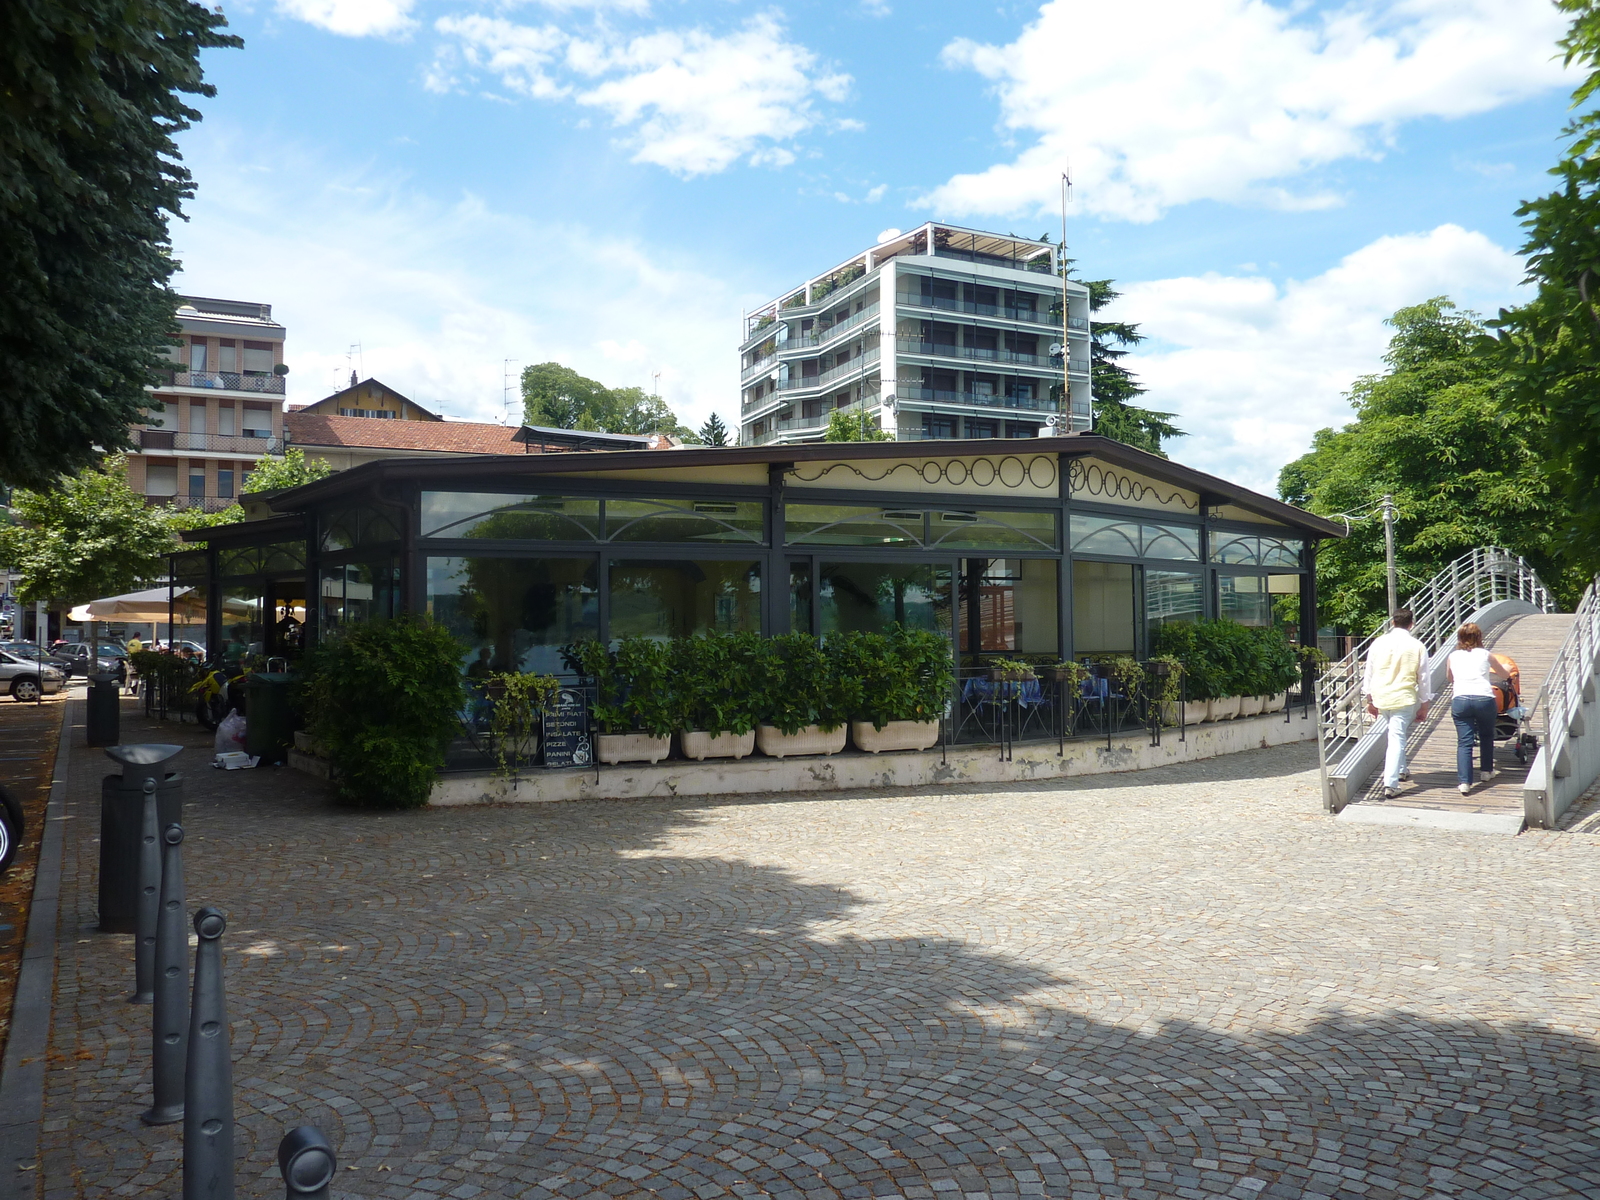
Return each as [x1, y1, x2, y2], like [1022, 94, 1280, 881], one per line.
[739, 224, 1092, 446]
[124, 296, 288, 512]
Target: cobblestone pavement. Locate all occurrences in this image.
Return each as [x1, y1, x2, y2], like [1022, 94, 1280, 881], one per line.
[34, 701, 1600, 1199]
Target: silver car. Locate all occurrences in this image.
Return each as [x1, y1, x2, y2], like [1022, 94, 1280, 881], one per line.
[0, 650, 64, 702]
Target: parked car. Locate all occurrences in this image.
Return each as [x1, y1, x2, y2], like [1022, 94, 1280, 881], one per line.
[0, 650, 64, 702]
[47, 642, 128, 684]
[0, 784, 22, 874]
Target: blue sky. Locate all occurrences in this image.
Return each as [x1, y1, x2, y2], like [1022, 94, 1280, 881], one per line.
[171, 0, 1579, 491]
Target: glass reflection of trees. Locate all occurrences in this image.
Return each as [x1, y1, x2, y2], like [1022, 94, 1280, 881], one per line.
[609, 560, 761, 640]
[819, 563, 952, 635]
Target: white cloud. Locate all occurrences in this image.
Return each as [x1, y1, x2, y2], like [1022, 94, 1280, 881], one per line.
[430, 13, 851, 176]
[926, 0, 1572, 222]
[275, 0, 415, 37]
[168, 130, 747, 433]
[1110, 225, 1527, 491]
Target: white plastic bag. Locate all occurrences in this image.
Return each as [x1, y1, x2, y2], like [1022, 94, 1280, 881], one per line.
[214, 709, 247, 755]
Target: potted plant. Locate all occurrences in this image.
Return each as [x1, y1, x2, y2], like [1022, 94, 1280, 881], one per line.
[1152, 622, 1230, 723]
[833, 627, 952, 754]
[673, 632, 761, 761]
[755, 633, 848, 757]
[987, 657, 1036, 683]
[1145, 655, 1188, 725]
[485, 671, 561, 779]
[1042, 660, 1087, 691]
[568, 638, 674, 764]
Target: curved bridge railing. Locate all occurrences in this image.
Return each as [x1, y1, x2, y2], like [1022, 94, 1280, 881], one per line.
[1523, 576, 1600, 828]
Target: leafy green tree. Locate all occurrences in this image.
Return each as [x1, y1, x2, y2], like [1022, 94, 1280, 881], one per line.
[0, 0, 240, 490]
[1279, 299, 1575, 634]
[698, 412, 730, 446]
[824, 408, 891, 442]
[521, 362, 698, 440]
[0, 459, 177, 604]
[242, 448, 334, 494]
[1488, 0, 1600, 577]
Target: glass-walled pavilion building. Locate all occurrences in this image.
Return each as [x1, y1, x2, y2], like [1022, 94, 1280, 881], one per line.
[173, 436, 1342, 675]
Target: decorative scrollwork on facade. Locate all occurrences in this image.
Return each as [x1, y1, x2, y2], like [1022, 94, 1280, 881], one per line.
[1068, 459, 1198, 510]
[791, 455, 1058, 490]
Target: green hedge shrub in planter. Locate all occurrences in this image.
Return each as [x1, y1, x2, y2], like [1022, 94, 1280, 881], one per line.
[757, 633, 848, 735]
[671, 631, 765, 736]
[1152, 619, 1298, 699]
[305, 616, 464, 809]
[567, 637, 675, 736]
[829, 626, 953, 730]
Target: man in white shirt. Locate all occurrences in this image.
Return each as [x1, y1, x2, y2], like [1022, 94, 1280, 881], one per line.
[1363, 608, 1433, 799]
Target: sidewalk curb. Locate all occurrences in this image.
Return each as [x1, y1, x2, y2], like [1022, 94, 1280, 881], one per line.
[0, 699, 75, 1195]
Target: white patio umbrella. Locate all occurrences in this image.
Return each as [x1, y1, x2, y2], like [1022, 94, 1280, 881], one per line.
[68, 586, 207, 624]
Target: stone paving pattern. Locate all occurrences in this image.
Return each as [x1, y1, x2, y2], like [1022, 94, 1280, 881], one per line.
[34, 701, 1600, 1199]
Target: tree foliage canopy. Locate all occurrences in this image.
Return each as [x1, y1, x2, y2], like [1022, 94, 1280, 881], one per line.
[823, 408, 891, 442]
[0, 0, 239, 490]
[0, 458, 180, 605]
[520, 362, 700, 441]
[697, 412, 730, 447]
[1279, 299, 1575, 633]
[243, 447, 334, 494]
[1487, 0, 1600, 577]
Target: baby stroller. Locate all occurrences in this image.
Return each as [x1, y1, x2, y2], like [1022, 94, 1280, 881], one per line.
[1492, 655, 1540, 765]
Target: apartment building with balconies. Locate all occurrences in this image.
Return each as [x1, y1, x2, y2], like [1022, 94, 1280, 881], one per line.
[739, 224, 1092, 447]
[125, 296, 288, 512]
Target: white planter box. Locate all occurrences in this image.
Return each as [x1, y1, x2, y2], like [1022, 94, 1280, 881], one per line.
[850, 719, 940, 754]
[1268, 692, 1288, 711]
[679, 729, 756, 761]
[1208, 696, 1240, 721]
[1161, 699, 1210, 726]
[1236, 694, 1263, 717]
[757, 724, 847, 758]
[597, 732, 671, 765]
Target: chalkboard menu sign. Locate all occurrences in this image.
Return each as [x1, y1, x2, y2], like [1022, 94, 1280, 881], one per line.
[542, 687, 591, 769]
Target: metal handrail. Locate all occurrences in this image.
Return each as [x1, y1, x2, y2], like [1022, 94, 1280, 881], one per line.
[1524, 576, 1600, 824]
[1316, 546, 1558, 808]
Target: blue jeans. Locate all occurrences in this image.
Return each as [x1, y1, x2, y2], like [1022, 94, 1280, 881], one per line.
[1451, 696, 1497, 784]
[1379, 704, 1418, 788]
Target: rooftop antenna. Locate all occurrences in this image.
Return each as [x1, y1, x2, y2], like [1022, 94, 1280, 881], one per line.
[503, 359, 519, 426]
[651, 370, 662, 400]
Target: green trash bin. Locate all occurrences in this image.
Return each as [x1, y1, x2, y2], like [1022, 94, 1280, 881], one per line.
[243, 672, 294, 764]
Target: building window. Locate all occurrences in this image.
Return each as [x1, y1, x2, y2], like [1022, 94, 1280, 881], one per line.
[786, 504, 924, 547]
[609, 559, 762, 639]
[1218, 573, 1272, 627]
[1006, 422, 1038, 438]
[1209, 532, 1304, 568]
[242, 343, 274, 374]
[1071, 514, 1200, 562]
[425, 556, 599, 676]
[1073, 561, 1136, 657]
[218, 342, 237, 372]
[145, 465, 177, 497]
[189, 471, 206, 499]
[217, 469, 235, 499]
[422, 492, 601, 541]
[922, 415, 957, 439]
[219, 405, 236, 436]
[242, 407, 272, 438]
[189, 341, 207, 372]
[965, 419, 997, 439]
[189, 404, 206, 435]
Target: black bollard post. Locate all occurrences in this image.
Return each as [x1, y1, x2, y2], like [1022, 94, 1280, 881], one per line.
[278, 1127, 337, 1199]
[183, 907, 233, 1200]
[130, 778, 160, 1004]
[141, 823, 188, 1125]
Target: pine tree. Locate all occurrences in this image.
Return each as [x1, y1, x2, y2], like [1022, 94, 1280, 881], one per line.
[698, 413, 730, 446]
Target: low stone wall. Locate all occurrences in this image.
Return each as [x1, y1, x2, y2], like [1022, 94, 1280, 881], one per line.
[422, 708, 1317, 807]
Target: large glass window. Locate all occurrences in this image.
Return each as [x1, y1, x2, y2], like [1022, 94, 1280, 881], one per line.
[609, 560, 761, 640]
[605, 499, 763, 543]
[930, 509, 1057, 552]
[1146, 570, 1202, 645]
[322, 506, 403, 553]
[1269, 574, 1304, 642]
[422, 492, 600, 542]
[1072, 514, 1199, 561]
[219, 590, 263, 670]
[1218, 573, 1272, 627]
[427, 556, 598, 675]
[320, 561, 397, 636]
[786, 504, 925, 547]
[790, 561, 813, 635]
[960, 559, 1058, 654]
[1210, 531, 1303, 567]
[1072, 560, 1135, 657]
[819, 562, 951, 635]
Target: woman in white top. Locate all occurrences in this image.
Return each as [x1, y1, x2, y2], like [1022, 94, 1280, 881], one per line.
[1447, 623, 1513, 793]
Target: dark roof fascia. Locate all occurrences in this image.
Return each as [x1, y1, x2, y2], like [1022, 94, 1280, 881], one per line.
[264, 435, 1343, 538]
[511, 425, 654, 448]
[179, 513, 306, 545]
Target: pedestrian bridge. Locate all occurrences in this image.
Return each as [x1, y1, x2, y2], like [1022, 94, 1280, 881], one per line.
[1318, 548, 1600, 834]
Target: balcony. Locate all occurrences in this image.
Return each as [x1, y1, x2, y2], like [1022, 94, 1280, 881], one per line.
[895, 292, 1058, 326]
[791, 301, 881, 350]
[133, 429, 284, 455]
[895, 339, 1090, 376]
[898, 387, 1061, 413]
[776, 347, 881, 394]
[741, 352, 779, 383]
[155, 370, 286, 395]
[143, 495, 240, 513]
[745, 404, 881, 445]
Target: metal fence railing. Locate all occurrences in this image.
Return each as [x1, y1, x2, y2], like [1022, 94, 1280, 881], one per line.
[1523, 576, 1600, 827]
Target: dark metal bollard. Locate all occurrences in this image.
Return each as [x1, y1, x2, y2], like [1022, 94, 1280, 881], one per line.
[142, 823, 188, 1125]
[130, 779, 160, 1004]
[99, 745, 183, 934]
[278, 1127, 337, 1199]
[183, 908, 233, 1200]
